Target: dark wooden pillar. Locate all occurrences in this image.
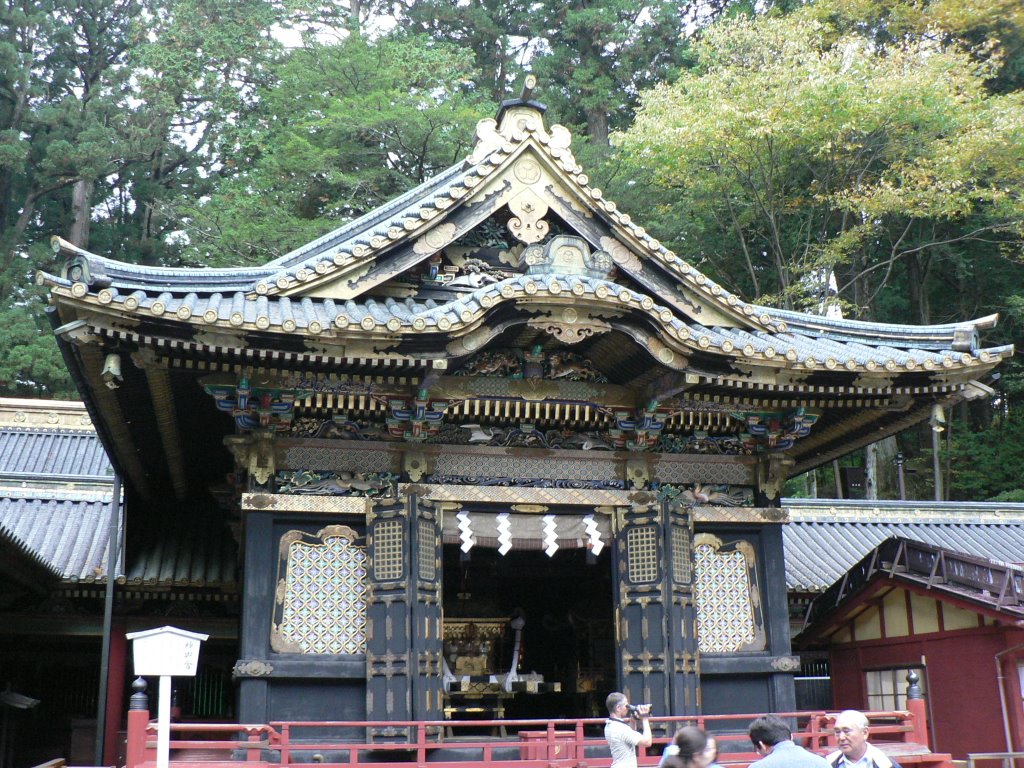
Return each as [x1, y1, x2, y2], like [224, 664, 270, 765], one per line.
[760, 522, 797, 711]
[237, 510, 273, 724]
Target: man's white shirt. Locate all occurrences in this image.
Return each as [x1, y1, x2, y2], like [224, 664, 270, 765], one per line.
[605, 718, 644, 768]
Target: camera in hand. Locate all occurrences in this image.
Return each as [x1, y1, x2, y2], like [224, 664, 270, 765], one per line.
[626, 704, 651, 717]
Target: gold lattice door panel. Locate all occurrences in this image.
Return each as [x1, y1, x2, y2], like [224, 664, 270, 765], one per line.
[271, 525, 368, 654]
[693, 534, 765, 653]
[625, 525, 660, 583]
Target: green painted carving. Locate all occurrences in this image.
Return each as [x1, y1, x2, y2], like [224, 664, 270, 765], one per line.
[275, 470, 399, 497]
[204, 375, 312, 431]
[732, 407, 819, 450]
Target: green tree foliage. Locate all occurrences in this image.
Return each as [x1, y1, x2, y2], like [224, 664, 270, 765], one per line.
[0, 0, 297, 394]
[170, 33, 491, 265]
[397, 0, 708, 148]
[806, 0, 1024, 94]
[397, 0, 535, 103]
[614, 10, 1024, 318]
[945, 409, 1024, 500]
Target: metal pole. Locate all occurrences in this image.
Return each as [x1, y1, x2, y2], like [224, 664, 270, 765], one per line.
[94, 472, 122, 766]
[895, 453, 906, 501]
[931, 426, 943, 502]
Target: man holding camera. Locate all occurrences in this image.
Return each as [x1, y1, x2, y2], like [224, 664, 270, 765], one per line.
[605, 692, 652, 768]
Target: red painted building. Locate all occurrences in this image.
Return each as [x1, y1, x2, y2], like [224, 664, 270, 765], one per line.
[798, 537, 1024, 759]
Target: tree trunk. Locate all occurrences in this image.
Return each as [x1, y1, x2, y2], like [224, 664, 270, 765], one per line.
[867, 436, 899, 499]
[906, 253, 930, 324]
[865, 443, 878, 500]
[69, 179, 93, 248]
[586, 108, 609, 148]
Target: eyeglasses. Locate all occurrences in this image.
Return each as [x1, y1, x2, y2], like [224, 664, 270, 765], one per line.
[834, 727, 864, 736]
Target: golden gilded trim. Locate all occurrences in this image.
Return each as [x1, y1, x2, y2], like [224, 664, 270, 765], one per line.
[408, 483, 632, 507]
[242, 493, 371, 515]
[0, 398, 93, 430]
[692, 507, 789, 524]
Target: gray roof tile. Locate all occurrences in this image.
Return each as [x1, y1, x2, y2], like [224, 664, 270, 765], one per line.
[0, 493, 117, 580]
[0, 428, 112, 480]
[783, 499, 1024, 591]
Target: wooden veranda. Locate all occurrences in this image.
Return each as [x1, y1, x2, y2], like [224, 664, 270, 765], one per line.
[123, 701, 951, 768]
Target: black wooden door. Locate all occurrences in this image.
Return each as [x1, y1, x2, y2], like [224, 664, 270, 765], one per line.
[613, 500, 700, 721]
[613, 502, 670, 719]
[366, 498, 413, 738]
[408, 494, 443, 722]
[663, 500, 700, 715]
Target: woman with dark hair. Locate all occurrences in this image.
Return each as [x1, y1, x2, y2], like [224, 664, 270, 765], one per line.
[658, 725, 718, 768]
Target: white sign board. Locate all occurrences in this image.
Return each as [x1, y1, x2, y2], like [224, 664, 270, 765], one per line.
[126, 626, 209, 768]
[126, 626, 209, 677]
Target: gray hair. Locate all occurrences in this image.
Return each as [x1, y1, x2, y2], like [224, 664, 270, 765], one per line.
[836, 710, 870, 730]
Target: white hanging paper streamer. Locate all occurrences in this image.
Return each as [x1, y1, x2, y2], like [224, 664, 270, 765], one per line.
[457, 511, 475, 553]
[542, 514, 558, 557]
[583, 514, 604, 556]
[496, 513, 512, 555]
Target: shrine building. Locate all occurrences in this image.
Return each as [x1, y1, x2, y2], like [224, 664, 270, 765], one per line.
[35, 82, 1011, 734]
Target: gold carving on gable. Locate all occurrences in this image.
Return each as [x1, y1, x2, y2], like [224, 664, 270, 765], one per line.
[529, 318, 610, 345]
[648, 338, 687, 369]
[549, 124, 572, 151]
[508, 189, 550, 244]
[414, 223, 458, 255]
[513, 157, 543, 184]
[467, 118, 504, 164]
[600, 236, 642, 274]
[457, 329, 491, 354]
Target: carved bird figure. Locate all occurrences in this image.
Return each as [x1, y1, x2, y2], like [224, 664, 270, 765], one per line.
[460, 424, 503, 443]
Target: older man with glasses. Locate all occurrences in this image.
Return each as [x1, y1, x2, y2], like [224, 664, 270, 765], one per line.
[827, 710, 902, 768]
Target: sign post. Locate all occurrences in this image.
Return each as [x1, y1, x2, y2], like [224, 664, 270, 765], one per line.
[126, 626, 208, 768]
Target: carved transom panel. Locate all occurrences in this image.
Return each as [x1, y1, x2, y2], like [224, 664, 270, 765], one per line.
[430, 452, 618, 482]
[653, 461, 754, 486]
[626, 525, 660, 584]
[273, 526, 367, 655]
[373, 519, 404, 581]
[694, 535, 764, 653]
[282, 446, 394, 474]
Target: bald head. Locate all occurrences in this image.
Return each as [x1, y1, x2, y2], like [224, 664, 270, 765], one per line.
[834, 710, 870, 761]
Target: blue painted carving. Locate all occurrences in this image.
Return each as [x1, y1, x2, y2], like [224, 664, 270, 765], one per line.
[205, 376, 311, 431]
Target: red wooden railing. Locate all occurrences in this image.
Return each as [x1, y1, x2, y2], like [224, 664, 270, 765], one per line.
[124, 699, 943, 768]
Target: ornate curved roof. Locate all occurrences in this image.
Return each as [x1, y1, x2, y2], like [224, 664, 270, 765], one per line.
[36, 91, 1012, 503]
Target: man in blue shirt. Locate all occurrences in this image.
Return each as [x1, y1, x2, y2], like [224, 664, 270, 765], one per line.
[748, 715, 831, 768]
